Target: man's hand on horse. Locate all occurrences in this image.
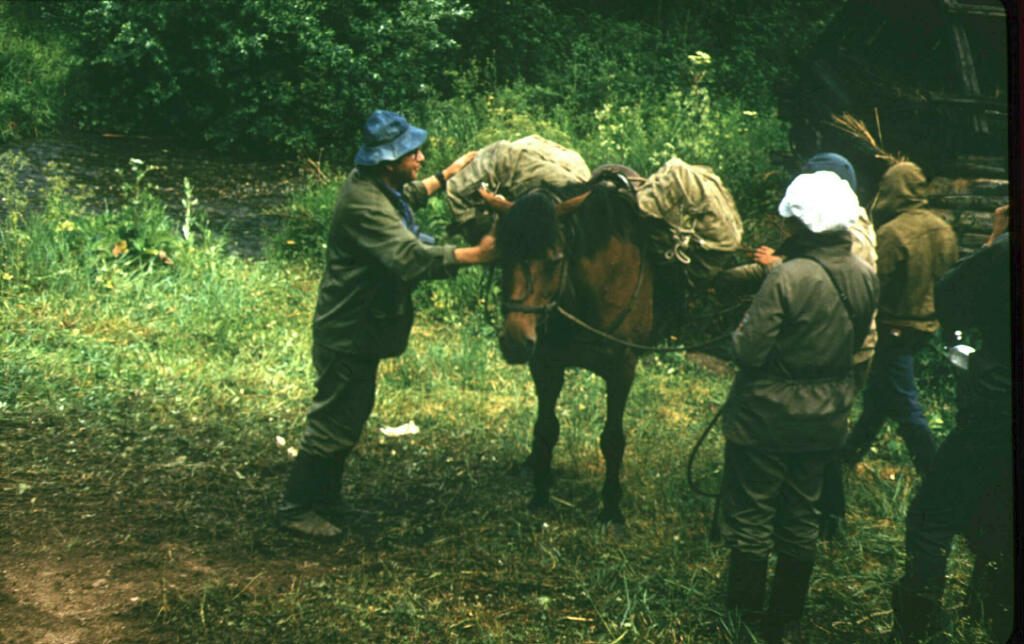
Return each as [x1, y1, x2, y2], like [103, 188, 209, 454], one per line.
[477, 186, 513, 214]
[445, 150, 477, 177]
[753, 246, 781, 267]
[476, 232, 498, 264]
[454, 231, 498, 265]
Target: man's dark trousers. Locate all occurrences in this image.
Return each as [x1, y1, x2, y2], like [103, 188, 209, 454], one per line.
[845, 329, 936, 473]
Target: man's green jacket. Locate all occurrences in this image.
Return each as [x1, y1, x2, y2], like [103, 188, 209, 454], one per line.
[312, 169, 459, 357]
[723, 232, 879, 452]
[871, 162, 958, 334]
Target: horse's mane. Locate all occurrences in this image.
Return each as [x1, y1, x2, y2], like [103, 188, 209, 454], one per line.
[495, 181, 641, 262]
[495, 190, 561, 261]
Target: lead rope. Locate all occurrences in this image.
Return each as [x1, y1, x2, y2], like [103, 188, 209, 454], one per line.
[687, 403, 725, 498]
[553, 305, 732, 353]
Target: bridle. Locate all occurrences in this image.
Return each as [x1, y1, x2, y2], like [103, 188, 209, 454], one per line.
[499, 251, 570, 324]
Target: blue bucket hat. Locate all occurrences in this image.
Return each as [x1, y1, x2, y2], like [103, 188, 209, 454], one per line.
[800, 152, 857, 193]
[354, 110, 428, 166]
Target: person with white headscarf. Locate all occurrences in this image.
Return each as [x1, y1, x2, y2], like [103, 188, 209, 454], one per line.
[717, 171, 879, 643]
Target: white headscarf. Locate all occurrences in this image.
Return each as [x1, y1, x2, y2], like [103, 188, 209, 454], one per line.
[777, 171, 860, 233]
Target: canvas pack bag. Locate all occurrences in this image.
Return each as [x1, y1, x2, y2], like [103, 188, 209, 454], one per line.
[445, 135, 591, 242]
[634, 158, 744, 263]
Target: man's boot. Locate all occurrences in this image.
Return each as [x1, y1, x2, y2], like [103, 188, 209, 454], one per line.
[313, 450, 350, 523]
[761, 555, 814, 644]
[891, 583, 949, 643]
[276, 451, 343, 538]
[724, 550, 768, 630]
[818, 459, 846, 542]
[899, 424, 937, 477]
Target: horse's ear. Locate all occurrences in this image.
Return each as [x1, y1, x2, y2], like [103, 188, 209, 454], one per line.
[477, 187, 514, 214]
[555, 191, 590, 216]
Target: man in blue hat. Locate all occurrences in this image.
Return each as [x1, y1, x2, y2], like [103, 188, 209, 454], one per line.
[277, 110, 497, 538]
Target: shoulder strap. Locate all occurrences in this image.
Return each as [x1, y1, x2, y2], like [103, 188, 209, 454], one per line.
[797, 255, 866, 355]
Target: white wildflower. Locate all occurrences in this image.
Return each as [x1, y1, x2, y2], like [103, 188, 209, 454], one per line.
[687, 50, 712, 66]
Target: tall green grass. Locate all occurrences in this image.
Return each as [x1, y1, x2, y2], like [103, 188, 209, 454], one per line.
[0, 157, 993, 643]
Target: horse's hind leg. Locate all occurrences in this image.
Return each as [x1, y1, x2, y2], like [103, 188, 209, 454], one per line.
[524, 359, 565, 510]
[598, 354, 636, 525]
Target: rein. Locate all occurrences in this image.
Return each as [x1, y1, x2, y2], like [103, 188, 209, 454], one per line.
[554, 305, 732, 354]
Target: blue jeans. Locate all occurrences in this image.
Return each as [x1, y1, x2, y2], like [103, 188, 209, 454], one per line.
[844, 328, 936, 474]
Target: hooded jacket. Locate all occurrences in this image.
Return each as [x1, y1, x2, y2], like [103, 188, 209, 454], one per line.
[723, 231, 879, 451]
[871, 162, 958, 334]
[312, 169, 458, 357]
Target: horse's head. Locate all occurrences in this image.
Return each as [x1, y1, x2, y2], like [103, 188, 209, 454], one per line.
[493, 191, 582, 364]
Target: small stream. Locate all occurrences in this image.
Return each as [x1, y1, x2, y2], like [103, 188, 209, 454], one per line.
[0, 134, 320, 256]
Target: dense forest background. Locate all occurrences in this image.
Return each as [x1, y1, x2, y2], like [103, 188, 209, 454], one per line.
[0, 0, 839, 160]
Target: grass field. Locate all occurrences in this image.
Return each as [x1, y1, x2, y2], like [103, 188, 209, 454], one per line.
[0, 168, 993, 643]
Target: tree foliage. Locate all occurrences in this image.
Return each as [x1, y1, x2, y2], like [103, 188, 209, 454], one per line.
[2, 0, 472, 156]
[1, 0, 839, 157]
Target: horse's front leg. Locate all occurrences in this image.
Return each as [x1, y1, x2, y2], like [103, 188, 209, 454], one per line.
[597, 352, 637, 525]
[524, 358, 565, 510]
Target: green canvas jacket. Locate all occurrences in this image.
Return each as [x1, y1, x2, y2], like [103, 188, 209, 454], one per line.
[312, 169, 458, 357]
[723, 232, 879, 452]
[715, 207, 878, 364]
[871, 162, 958, 334]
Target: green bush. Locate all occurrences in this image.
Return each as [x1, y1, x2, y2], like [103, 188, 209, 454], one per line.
[0, 7, 77, 141]
[2, 0, 472, 157]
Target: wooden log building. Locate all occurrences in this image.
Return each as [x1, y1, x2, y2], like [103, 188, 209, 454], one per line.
[775, 0, 1010, 255]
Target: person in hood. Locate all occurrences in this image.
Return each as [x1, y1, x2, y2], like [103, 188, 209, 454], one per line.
[276, 110, 497, 539]
[842, 162, 959, 474]
[718, 171, 878, 643]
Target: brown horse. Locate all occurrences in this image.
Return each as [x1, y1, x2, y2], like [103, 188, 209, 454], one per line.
[489, 176, 681, 524]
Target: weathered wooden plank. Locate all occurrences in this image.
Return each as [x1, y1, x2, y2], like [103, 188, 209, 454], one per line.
[941, 0, 1006, 18]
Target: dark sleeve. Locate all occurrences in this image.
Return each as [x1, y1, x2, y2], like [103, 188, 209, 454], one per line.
[732, 267, 787, 369]
[402, 179, 429, 209]
[934, 233, 1003, 337]
[341, 203, 457, 282]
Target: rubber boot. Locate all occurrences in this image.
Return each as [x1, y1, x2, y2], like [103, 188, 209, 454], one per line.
[761, 555, 814, 644]
[817, 459, 846, 542]
[899, 424, 937, 477]
[276, 451, 343, 538]
[725, 550, 768, 625]
[313, 450, 350, 523]
[891, 583, 949, 643]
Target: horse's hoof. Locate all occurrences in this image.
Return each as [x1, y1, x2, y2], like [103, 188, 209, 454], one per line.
[597, 507, 626, 526]
[528, 495, 551, 513]
[602, 521, 628, 540]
